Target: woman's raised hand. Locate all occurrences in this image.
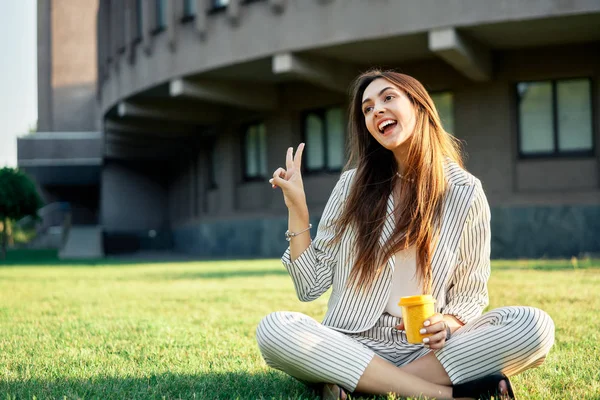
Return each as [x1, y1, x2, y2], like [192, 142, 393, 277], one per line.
[269, 143, 306, 210]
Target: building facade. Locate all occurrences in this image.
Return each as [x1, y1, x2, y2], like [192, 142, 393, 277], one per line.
[17, 0, 103, 256]
[21, 0, 600, 258]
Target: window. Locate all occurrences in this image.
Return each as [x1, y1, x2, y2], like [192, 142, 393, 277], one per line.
[153, 0, 166, 32]
[517, 78, 593, 158]
[430, 92, 454, 135]
[183, 0, 197, 18]
[243, 123, 267, 180]
[302, 106, 345, 172]
[212, 0, 229, 9]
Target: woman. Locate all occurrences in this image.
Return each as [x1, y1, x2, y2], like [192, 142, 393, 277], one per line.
[256, 70, 555, 400]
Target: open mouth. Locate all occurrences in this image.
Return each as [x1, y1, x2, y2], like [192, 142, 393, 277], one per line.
[378, 119, 397, 134]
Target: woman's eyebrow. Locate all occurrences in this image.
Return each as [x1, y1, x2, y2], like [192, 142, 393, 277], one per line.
[362, 87, 394, 105]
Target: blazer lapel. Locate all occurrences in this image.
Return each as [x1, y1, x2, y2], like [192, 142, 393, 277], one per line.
[430, 183, 476, 303]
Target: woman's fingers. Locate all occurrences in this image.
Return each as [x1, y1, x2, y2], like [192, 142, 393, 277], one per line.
[293, 143, 305, 170]
[270, 175, 289, 189]
[286, 147, 294, 171]
[419, 313, 446, 349]
[270, 144, 304, 188]
[273, 167, 286, 179]
[421, 317, 448, 348]
[423, 329, 447, 349]
[270, 168, 287, 188]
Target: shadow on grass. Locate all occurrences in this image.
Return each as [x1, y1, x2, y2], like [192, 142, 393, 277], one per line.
[0, 371, 400, 400]
[5, 249, 599, 274]
[0, 371, 317, 400]
[1, 249, 278, 269]
[492, 258, 600, 271]
[164, 269, 289, 280]
[1, 249, 170, 267]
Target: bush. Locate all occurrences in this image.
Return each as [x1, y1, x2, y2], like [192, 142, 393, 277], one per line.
[0, 167, 43, 260]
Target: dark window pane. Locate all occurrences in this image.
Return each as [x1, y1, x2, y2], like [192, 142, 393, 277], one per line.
[155, 0, 166, 29]
[213, 0, 229, 8]
[557, 79, 593, 152]
[430, 92, 454, 135]
[246, 125, 258, 177]
[518, 82, 554, 154]
[325, 107, 344, 170]
[305, 114, 324, 170]
[183, 0, 196, 16]
[244, 123, 267, 179]
[258, 123, 268, 177]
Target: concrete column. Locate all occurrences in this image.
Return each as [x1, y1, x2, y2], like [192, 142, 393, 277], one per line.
[266, 112, 297, 212]
[220, 127, 236, 214]
[101, 160, 169, 232]
[189, 155, 196, 219]
[37, 0, 53, 131]
[194, 150, 203, 217]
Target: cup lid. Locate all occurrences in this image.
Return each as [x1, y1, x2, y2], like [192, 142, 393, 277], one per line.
[398, 294, 436, 307]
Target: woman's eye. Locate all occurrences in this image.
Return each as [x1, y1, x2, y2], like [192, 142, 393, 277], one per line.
[363, 106, 373, 114]
[385, 95, 394, 101]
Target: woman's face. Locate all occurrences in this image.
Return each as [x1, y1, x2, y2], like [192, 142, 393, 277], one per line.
[361, 78, 417, 152]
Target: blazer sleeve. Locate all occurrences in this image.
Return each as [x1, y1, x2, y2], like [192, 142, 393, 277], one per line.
[281, 170, 351, 302]
[442, 182, 491, 324]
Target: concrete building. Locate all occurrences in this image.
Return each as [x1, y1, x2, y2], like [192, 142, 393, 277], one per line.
[19, 0, 600, 259]
[17, 0, 103, 257]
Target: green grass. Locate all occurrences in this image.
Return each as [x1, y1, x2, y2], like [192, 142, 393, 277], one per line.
[0, 256, 598, 399]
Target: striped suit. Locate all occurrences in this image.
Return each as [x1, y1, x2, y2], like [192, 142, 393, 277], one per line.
[256, 163, 555, 392]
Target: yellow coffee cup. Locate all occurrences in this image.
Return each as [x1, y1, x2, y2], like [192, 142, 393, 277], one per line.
[398, 295, 436, 344]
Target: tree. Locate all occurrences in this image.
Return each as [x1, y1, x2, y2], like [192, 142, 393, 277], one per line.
[0, 167, 43, 260]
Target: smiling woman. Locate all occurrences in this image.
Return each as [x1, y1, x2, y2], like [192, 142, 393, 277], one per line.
[257, 70, 555, 400]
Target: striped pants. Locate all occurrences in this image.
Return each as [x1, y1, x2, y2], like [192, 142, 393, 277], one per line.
[256, 306, 555, 392]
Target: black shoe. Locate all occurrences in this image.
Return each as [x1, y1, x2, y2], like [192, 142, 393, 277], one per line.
[452, 373, 516, 399]
[322, 383, 347, 400]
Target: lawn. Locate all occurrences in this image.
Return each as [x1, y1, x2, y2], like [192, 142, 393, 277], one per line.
[0, 252, 599, 399]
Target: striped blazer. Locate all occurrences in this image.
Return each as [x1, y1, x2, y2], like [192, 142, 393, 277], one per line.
[281, 162, 491, 333]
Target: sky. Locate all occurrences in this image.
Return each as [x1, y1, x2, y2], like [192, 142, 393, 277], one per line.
[0, 1, 37, 168]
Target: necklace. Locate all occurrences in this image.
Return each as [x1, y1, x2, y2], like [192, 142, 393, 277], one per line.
[396, 172, 414, 182]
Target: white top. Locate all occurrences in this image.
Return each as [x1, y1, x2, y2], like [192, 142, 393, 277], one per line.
[384, 246, 422, 318]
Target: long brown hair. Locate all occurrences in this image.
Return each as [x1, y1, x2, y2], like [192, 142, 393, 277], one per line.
[335, 70, 464, 293]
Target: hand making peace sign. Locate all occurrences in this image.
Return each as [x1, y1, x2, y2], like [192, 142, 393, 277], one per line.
[269, 143, 307, 210]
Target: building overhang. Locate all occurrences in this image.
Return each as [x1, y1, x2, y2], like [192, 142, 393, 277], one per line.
[17, 132, 103, 186]
[428, 27, 492, 81]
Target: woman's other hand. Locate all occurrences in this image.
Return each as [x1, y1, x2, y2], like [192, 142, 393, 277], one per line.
[420, 313, 451, 349]
[395, 313, 457, 349]
[269, 143, 307, 210]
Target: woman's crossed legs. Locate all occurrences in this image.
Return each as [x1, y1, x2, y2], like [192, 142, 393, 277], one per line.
[256, 307, 554, 399]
